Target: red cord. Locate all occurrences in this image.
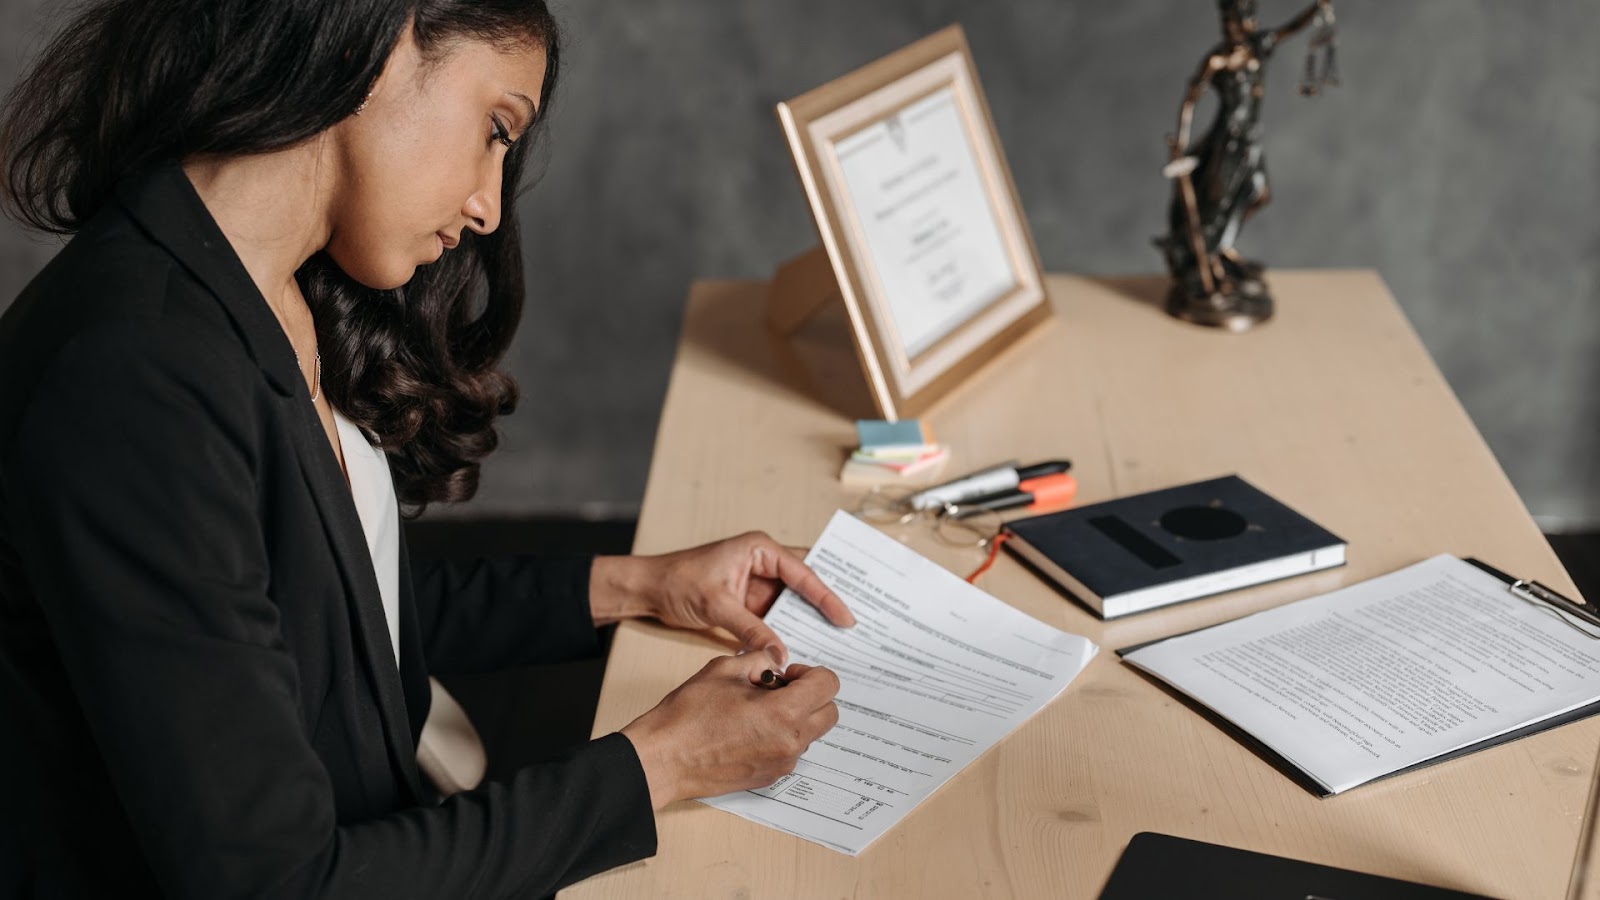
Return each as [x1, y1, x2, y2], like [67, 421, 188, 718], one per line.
[965, 532, 1012, 583]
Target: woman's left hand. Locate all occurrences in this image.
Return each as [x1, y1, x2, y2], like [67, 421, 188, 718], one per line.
[591, 531, 855, 666]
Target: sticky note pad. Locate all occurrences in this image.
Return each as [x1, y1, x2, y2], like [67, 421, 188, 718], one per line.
[855, 419, 930, 450]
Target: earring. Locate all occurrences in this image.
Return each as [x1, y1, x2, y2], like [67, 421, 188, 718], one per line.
[355, 91, 372, 116]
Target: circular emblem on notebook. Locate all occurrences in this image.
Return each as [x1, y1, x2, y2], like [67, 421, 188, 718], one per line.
[1158, 505, 1249, 541]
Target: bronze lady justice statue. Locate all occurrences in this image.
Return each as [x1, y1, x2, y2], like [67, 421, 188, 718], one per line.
[1157, 0, 1338, 331]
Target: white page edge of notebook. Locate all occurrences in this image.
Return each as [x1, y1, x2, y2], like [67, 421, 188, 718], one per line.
[1008, 539, 1347, 618]
[1106, 544, 1349, 617]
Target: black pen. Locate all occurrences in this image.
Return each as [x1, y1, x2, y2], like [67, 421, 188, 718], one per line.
[759, 669, 789, 689]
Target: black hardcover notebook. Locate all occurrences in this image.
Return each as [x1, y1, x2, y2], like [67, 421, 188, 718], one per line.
[1099, 833, 1497, 899]
[1003, 475, 1345, 618]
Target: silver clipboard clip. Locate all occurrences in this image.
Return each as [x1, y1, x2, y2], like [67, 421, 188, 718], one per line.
[1467, 556, 1600, 638]
[1510, 577, 1600, 636]
[1510, 576, 1600, 627]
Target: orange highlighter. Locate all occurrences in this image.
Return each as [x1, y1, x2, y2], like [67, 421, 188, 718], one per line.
[948, 472, 1077, 517]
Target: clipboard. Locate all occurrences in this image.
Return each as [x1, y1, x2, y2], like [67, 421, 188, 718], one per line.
[1115, 555, 1600, 798]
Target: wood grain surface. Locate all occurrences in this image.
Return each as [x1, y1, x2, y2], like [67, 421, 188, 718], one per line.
[560, 271, 1588, 900]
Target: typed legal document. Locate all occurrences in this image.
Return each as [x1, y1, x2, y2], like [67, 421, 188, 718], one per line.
[1124, 554, 1600, 794]
[701, 510, 1097, 854]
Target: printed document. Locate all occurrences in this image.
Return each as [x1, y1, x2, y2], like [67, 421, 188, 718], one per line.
[702, 510, 1097, 854]
[1124, 554, 1600, 794]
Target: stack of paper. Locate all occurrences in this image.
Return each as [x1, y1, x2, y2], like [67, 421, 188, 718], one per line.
[1121, 554, 1600, 796]
[839, 419, 949, 485]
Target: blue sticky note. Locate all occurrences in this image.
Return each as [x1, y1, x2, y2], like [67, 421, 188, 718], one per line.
[856, 419, 927, 449]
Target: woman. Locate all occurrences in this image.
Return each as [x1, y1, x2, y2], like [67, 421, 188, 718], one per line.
[0, 1, 851, 897]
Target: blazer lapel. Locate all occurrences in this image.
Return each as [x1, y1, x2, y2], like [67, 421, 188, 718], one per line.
[116, 163, 426, 803]
[284, 410, 427, 803]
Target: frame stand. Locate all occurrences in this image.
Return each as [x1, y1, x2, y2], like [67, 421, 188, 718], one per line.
[765, 245, 838, 336]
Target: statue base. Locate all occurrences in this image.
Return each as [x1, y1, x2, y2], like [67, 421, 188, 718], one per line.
[1164, 274, 1273, 333]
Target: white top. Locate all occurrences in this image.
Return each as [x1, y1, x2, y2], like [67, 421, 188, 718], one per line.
[332, 407, 402, 666]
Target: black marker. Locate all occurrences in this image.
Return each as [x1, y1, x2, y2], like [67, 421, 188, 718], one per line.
[909, 460, 1072, 511]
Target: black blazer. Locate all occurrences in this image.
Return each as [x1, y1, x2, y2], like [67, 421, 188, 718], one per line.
[0, 164, 655, 898]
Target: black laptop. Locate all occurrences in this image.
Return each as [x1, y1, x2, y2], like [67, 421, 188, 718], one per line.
[1099, 833, 1497, 900]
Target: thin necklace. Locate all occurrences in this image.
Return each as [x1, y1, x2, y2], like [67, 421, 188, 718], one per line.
[293, 349, 322, 402]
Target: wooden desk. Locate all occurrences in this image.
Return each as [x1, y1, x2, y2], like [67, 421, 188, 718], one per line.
[562, 271, 1589, 900]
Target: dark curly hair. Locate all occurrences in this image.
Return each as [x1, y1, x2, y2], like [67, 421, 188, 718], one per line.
[0, 0, 560, 515]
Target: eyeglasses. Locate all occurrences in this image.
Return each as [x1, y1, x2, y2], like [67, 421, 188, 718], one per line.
[854, 485, 1013, 582]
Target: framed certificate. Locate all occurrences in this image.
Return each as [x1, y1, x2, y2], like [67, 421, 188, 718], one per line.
[771, 24, 1051, 420]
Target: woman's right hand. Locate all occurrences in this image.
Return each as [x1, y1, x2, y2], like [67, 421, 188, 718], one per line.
[619, 652, 841, 809]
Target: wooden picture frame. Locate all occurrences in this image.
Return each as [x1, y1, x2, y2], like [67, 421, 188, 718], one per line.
[769, 24, 1051, 421]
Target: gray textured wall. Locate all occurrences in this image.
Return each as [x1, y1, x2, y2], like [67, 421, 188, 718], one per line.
[3, 2, 1597, 528]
